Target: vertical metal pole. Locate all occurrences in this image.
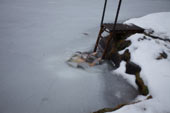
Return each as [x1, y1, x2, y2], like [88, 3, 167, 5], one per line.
[94, 0, 107, 52]
[100, 0, 107, 26]
[93, 27, 103, 52]
[102, 0, 122, 59]
[112, 0, 122, 32]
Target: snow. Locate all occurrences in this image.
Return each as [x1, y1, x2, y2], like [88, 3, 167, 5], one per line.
[125, 12, 170, 39]
[111, 12, 170, 113]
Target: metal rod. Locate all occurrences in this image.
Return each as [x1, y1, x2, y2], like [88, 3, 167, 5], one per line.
[101, 32, 113, 59]
[94, 27, 103, 52]
[102, 0, 122, 59]
[94, 0, 107, 52]
[112, 0, 122, 32]
[100, 0, 107, 26]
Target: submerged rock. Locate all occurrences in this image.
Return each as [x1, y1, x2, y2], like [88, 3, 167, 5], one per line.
[67, 52, 103, 69]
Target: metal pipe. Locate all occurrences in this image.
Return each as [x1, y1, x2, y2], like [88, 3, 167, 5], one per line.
[112, 0, 122, 31]
[102, 0, 122, 59]
[100, 0, 107, 26]
[94, 0, 107, 52]
[93, 27, 103, 52]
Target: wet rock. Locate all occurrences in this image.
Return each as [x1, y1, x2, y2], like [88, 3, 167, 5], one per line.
[116, 40, 131, 51]
[156, 51, 168, 60]
[135, 73, 149, 96]
[147, 95, 152, 99]
[93, 104, 125, 113]
[138, 36, 148, 41]
[125, 61, 149, 95]
[93, 108, 115, 113]
[108, 48, 121, 68]
[121, 49, 131, 62]
[125, 61, 141, 75]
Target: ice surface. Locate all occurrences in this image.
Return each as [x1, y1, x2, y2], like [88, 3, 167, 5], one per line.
[1, 0, 170, 113]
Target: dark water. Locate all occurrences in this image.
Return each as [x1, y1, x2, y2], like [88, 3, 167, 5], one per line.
[34, 67, 139, 113]
[100, 70, 138, 108]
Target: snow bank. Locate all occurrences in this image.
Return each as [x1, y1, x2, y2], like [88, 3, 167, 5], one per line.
[111, 12, 170, 113]
[125, 12, 170, 40]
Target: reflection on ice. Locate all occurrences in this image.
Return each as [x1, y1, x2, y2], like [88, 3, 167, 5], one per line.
[37, 64, 138, 113]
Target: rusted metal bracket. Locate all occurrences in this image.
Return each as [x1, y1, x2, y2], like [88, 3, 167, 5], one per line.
[94, 26, 104, 52]
[100, 0, 107, 27]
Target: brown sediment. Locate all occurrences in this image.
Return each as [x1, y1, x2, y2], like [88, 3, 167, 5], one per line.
[93, 95, 152, 113]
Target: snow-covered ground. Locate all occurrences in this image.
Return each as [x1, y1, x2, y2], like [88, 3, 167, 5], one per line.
[113, 12, 170, 113]
[1, 0, 170, 113]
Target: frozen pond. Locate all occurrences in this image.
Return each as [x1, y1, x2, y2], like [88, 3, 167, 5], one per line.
[1, 0, 170, 113]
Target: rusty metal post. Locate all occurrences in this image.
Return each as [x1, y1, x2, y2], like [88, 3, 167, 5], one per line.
[100, 0, 107, 26]
[102, 0, 122, 59]
[93, 27, 103, 52]
[111, 0, 122, 32]
[94, 0, 107, 52]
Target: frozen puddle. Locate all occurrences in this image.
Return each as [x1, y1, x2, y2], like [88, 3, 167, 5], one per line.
[0, 56, 138, 113]
[35, 65, 138, 113]
[0, 49, 139, 113]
